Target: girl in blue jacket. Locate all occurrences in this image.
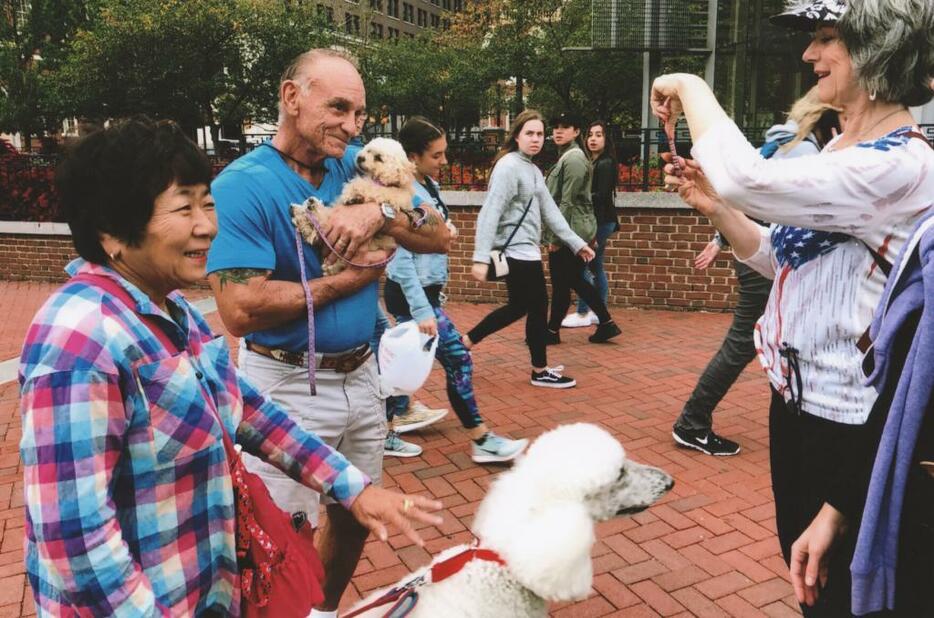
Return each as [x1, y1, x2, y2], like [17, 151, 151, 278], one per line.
[383, 117, 528, 464]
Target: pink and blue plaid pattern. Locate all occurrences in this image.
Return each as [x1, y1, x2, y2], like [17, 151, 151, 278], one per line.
[20, 259, 369, 616]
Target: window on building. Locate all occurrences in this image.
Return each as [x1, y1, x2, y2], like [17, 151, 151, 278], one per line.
[430, 13, 439, 27]
[369, 0, 382, 11]
[442, 17, 450, 29]
[387, 0, 399, 18]
[402, 2, 414, 23]
[344, 13, 360, 34]
[453, 0, 462, 11]
[416, 8, 427, 27]
[442, 0, 450, 8]
[370, 21, 383, 38]
[317, 3, 334, 25]
[387, 26, 400, 39]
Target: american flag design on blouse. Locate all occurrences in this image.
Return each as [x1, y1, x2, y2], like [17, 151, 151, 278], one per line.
[771, 225, 851, 269]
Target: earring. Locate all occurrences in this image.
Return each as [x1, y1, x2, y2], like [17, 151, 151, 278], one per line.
[869, 89, 877, 101]
[109, 251, 119, 262]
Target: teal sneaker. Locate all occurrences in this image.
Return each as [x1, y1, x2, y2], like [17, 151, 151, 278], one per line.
[471, 433, 529, 464]
[385, 430, 423, 457]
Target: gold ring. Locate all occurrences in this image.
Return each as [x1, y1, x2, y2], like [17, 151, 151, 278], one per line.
[402, 498, 413, 513]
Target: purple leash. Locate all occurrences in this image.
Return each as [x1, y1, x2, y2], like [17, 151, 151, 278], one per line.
[293, 209, 397, 395]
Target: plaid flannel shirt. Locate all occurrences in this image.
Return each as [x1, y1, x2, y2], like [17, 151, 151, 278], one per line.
[20, 259, 369, 617]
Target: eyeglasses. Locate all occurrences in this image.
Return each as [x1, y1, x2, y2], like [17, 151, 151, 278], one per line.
[779, 342, 803, 415]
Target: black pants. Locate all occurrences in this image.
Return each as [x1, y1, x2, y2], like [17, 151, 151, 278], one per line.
[769, 388, 864, 617]
[467, 258, 549, 368]
[675, 261, 771, 432]
[547, 246, 612, 332]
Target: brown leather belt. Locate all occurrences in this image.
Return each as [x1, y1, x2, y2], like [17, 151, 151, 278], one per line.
[246, 340, 372, 373]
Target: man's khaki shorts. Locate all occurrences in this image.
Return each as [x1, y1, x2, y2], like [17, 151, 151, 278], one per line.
[238, 343, 387, 524]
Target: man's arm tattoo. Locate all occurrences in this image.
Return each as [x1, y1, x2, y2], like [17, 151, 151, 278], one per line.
[215, 268, 270, 289]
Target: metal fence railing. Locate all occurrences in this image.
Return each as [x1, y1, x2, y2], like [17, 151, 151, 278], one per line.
[3, 125, 933, 222]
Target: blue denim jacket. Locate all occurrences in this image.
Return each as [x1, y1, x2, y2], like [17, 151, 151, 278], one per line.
[386, 178, 449, 322]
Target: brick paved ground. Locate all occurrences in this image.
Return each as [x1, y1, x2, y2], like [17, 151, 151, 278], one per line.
[0, 282, 803, 617]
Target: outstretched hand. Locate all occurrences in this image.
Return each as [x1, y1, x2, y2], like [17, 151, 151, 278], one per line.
[789, 503, 848, 607]
[695, 240, 721, 270]
[661, 153, 723, 219]
[350, 486, 443, 547]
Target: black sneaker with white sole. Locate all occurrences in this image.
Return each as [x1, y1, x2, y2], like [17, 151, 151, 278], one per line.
[531, 366, 576, 389]
[672, 426, 740, 456]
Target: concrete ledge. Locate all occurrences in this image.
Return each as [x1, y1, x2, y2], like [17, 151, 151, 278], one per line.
[0, 221, 71, 235]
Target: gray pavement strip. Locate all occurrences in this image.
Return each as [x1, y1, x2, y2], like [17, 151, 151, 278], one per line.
[0, 295, 218, 386]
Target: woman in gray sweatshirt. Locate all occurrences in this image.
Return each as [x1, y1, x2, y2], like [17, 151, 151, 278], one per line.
[464, 109, 595, 389]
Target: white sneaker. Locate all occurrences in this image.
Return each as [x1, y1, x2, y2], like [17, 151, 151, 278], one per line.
[385, 431, 423, 457]
[394, 401, 449, 434]
[561, 311, 596, 328]
[471, 433, 529, 463]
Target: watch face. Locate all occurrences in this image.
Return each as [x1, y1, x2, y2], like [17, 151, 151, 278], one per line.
[381, 203, 395, 219]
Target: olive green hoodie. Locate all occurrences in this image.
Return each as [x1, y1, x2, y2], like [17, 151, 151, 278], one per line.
[543, 143, 597, 245]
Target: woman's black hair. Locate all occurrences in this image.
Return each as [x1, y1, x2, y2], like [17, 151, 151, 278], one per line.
[399, 116, 445, 156]
[56, 117, 212, 264]
[585, 120, 618, 166]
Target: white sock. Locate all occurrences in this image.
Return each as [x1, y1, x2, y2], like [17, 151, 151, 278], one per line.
[309, 610, 338, 618]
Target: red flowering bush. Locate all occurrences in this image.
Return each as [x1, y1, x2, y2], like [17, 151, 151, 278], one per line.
[0, 144, 63, 222]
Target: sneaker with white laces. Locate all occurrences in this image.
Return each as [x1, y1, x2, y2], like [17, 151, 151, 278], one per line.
[672, 426, 741, 456]
[384, 430, 423, 457]
[561, 311, 596, 328]
[393, 401, 448, 434]
[530, 366, 577, 389]
[471, 433, 529, 464]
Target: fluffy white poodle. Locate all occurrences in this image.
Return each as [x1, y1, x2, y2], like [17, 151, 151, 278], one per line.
[348, 423, 674, 618]
[291, 137, 417, 275]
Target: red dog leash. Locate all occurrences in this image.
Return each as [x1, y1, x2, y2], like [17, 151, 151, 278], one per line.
[342, 544, 506, 618]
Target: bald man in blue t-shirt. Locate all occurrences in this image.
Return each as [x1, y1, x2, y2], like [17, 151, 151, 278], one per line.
[206, 49, 449, 616]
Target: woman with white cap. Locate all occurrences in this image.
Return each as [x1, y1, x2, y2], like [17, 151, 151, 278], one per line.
[651, 0, 934, 614]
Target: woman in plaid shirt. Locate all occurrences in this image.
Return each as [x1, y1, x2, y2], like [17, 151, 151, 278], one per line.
[19, 118, 441, 617]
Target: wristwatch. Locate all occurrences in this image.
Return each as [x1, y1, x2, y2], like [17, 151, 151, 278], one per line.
[379, 202, 396, 225]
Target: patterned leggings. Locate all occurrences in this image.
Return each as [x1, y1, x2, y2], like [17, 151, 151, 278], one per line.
[387, 306, 483, 429]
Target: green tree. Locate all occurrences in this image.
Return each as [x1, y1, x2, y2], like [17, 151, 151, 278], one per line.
[55, 0, 332, 145]
[0, 0, 92, 149]
[361, 32, 494, 133]
[445, 0, 643, 126]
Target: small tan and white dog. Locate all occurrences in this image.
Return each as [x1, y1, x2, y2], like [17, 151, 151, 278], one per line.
[347, 423, 675, 618]
[291, 137, 418, 275]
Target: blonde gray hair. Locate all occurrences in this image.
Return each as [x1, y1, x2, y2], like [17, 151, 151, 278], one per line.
[837, 0, 934, 107]
[783, 86, 840, 151]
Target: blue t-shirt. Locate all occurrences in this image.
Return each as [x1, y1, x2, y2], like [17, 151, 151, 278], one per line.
[206, 142, 377, 353]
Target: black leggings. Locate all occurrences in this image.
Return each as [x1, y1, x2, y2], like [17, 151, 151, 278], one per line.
[467, 258, 549, 368]
[547, 246, 611, 332]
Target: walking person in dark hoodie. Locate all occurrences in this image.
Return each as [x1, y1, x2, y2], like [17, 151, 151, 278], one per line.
[562, 121, 622, 329]
[672, 87, 841, 457]
[544, 112, 621, 345]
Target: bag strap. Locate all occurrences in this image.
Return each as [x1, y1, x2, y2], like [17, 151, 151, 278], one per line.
[905, 131, 933, 149]
[501, 196, 534, 252]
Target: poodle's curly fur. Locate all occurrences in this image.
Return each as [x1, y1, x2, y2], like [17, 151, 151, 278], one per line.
[349, 423, 675, 618]
[291, 137, 417, 275]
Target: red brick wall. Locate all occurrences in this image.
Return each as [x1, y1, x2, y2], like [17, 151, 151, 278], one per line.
[0, 206, 741, 311]
[446, 206, 739, 311]
[0, 233, 76, 282]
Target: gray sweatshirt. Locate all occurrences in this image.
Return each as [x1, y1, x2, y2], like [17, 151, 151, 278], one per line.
[472, 151, 587, 263]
